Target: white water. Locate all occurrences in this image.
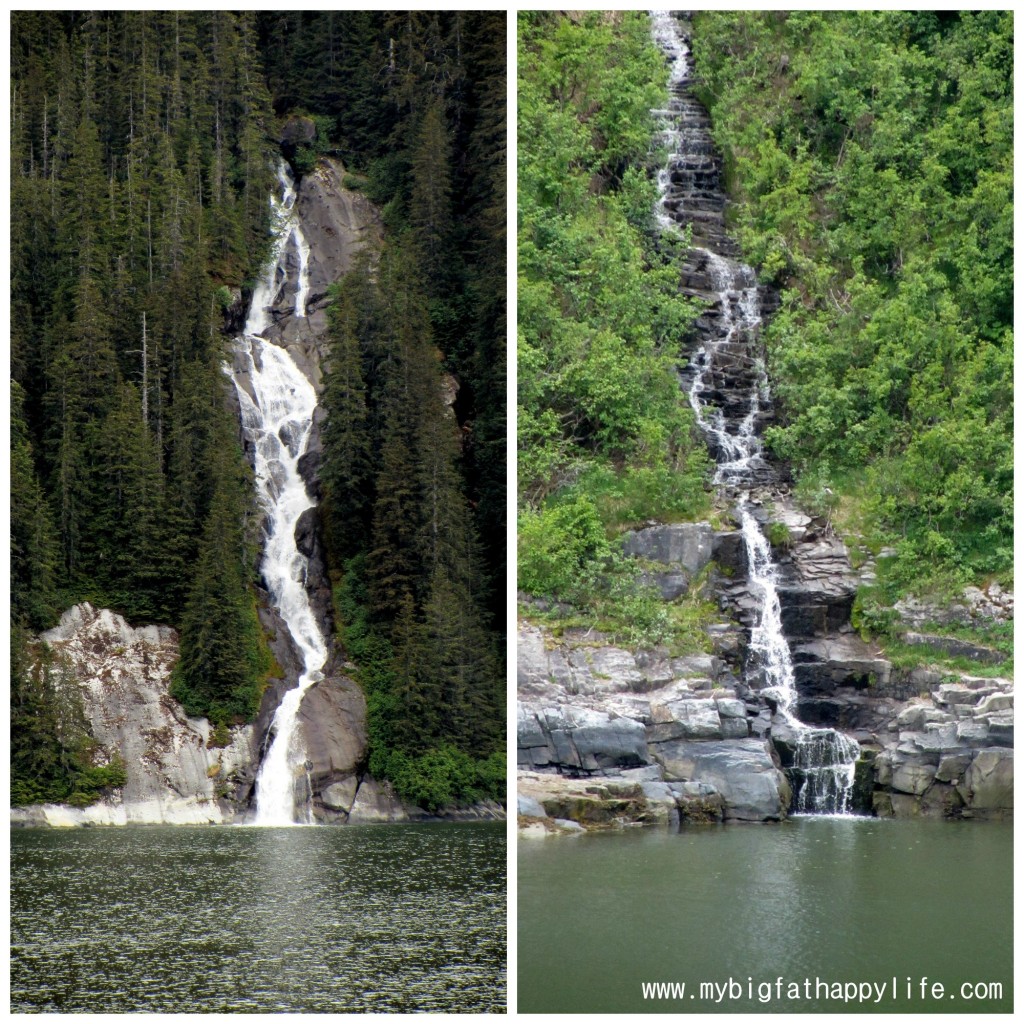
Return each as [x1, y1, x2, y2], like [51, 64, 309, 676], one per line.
[651, 12, 858, 814]
[227, 162, 325, 825]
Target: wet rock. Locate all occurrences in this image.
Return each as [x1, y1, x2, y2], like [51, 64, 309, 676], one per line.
[552, 818, 586, 832]
[712, 530, 746, 574]
[650, 738, 790, 821]
[297, 675, 367, 797]
[775, 537, 858, 638]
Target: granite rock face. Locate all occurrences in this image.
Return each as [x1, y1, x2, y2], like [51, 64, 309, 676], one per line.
[298, 676, 368, 821]
[12, 604, 257, 826]
[517, 622, 790, 824]
[517, 618, 1013, 829]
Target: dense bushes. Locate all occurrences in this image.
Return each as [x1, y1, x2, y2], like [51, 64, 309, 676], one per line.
[518, 12, 712, 633]
[691, 11, 1013, 596]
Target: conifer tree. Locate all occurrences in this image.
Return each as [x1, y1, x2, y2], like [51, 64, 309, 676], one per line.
[11, 382, 59, 631]
[320, 263, 374, 564]
[171, 447, 266, 725]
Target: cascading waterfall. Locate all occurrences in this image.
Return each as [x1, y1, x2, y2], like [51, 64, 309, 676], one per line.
[651, 11, 859, 815]
[227, 162, 326, 825]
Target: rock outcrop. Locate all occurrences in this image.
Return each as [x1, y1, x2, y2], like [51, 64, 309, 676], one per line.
[12, 604, 256, 826]
[517, 618, 1013, 829]
[517, 623, 792, 825]
[298, 676, 368, 821]
[242, 156, 382, 401]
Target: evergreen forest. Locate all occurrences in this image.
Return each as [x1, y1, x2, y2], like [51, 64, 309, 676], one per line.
[518, 12, 1011, 651]
[11, 11, 505, 810]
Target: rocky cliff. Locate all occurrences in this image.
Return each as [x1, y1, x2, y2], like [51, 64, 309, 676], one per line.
[12, 604, 254, 826]
[518, 519, 1014, 832]
[12, 157, 474, 828]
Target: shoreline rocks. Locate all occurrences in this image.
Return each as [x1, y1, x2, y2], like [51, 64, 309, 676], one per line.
[517, 619, 1013, 831]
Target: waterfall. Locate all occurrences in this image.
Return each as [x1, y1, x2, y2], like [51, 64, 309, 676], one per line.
[226, 161, 326, 825]
[651, 11, 859, 816]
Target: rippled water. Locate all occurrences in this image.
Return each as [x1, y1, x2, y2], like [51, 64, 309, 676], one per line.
[519, 818, 1011, 1013]
[12, 822, 506, 1013]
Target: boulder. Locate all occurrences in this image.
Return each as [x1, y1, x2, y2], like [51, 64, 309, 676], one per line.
[321, 778, 359, 813]
[935, 753, 973, 784]
[646, 699, 722, 741]
[958, 749, 1013, 816]
[623, 522, 714, 574]
[347, 777, 411, 824]
[297, 675, 368, 796]
[517, 794, 548, 818]
[890, 761, 937, 796]
[650, 738, 790, 821]
[279, 115, 316, 147]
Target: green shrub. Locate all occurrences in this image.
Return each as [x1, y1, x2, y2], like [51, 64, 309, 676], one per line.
[518, 493, 611, 600]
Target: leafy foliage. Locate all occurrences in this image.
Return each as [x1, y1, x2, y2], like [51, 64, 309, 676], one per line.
[691, 11, 1013, 592]
[517, 12, 712, 646]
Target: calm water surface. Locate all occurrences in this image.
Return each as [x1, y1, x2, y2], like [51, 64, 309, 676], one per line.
[519, 817, 1011, 1013]
[12, 821, 505, 1013]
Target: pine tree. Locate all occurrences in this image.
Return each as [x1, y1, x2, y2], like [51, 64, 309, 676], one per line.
[171, 449, 267, 724]
[320, 263, 374, 564]
[11, 382, 59, 631]
[409, 99, 453, 288]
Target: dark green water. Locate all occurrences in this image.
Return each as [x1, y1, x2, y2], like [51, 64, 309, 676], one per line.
[12, 822, 505, 1013]
[519, 818, 1012, 1013]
